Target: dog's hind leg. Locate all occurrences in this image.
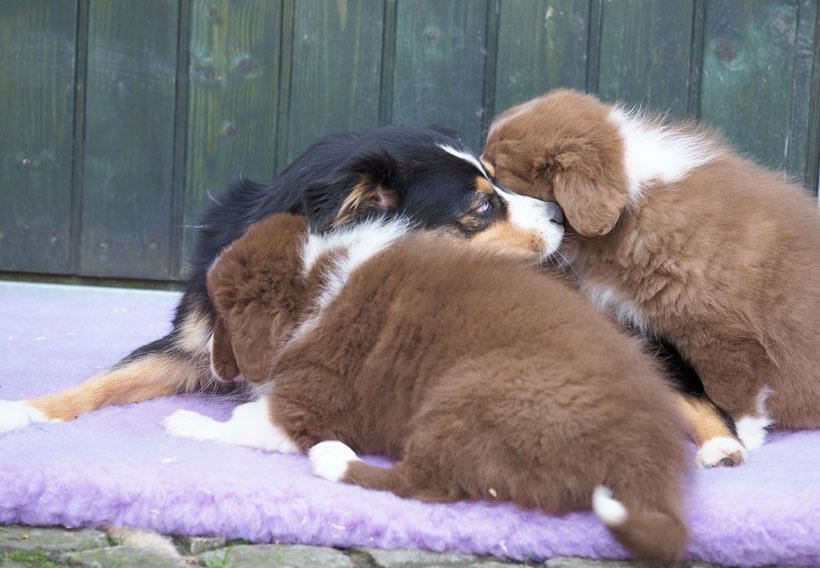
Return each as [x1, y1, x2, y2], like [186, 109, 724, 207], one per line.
[0, 311, 216, 435]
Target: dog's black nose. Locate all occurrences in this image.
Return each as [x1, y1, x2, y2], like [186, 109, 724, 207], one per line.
[546, 202, 564, 225]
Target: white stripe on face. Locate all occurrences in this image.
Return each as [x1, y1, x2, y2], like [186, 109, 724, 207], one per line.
[436, 143, 491, 179]
[496, 185, 564, 257]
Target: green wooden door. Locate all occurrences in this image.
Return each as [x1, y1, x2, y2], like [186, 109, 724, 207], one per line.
[1, 0, 817, 282]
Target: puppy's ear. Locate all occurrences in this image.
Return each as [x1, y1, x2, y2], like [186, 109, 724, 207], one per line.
[307, 150, 405, 230]
[542, 145, 630, 237]
[206, 214, 310, 385]
[210, 315, 241, 381]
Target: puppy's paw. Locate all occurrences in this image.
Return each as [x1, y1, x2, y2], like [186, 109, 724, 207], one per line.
[0, 400, 51, 435]
[696, 436, 747, 468]
[163, 409, 214, 441]
[309, 441, 360, 482]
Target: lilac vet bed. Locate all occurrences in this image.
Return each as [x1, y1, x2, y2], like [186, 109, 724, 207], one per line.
[1, 281, 819, 566]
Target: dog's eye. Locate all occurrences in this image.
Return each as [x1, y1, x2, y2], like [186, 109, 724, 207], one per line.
[474, 199, 491, 215]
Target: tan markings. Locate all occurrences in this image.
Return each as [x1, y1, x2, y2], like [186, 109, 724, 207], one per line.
[27, 353, 202, 422]
[466, 221, 545, 261]
[178, 310, 212, 355]
[475, 176, 494, 195]
[331, 180, 370, 229]
[480, 159, 495, 177]
[676, 394, 737, 447]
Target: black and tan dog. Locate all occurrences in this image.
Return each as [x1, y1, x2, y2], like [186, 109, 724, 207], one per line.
[0, 125, 563, 433]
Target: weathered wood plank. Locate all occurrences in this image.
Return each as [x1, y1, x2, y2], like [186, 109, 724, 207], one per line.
[392, 0, 489, 151]
[785, 0, 817, 187]
[184, 0, 283, 264]
[597, 0, 695, 118]
[701, 0, 803, 174]
[284, 0, 385, 164]
[493, 0, 589, 118]
[0, 1, 77, 274]
[80, 0, 178, 279]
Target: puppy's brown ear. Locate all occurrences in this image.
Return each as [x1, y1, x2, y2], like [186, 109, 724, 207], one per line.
[221, 308, 277, 385]
[210, 315, 241, 381]
[546, 147, 630, 237]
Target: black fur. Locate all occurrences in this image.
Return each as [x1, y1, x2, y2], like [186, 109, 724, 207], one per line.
[143, 125, 520, 362]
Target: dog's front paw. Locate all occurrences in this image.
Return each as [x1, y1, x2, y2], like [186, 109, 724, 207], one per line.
[309, 441, 360, 482]
[163, 409, 215, 441]
[696, 436, 747, 468]
[0, 400, 50, 435]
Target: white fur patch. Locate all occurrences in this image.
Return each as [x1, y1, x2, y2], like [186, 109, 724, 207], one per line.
[0, 400, 53, 435]
[608, 106, 718, 202]
[579, 280, 649, 332]
[309, 440, 361, 482]
[293, 217, 413, 341]
[592, 485, 628, 527]
[696, 436, 748, 469]
[486, 98, 539, 140]
[437, 143, 491, 179]
[164, 397, 299, 453]
[736, 387, 774, 450]
[496, 186, 564, 258]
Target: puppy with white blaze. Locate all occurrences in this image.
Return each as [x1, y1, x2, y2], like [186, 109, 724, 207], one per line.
[483, 88, 820, 467]
[166, 213, 691, 565]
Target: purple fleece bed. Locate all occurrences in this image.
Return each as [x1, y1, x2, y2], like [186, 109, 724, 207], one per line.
[1, 281, 819, 566]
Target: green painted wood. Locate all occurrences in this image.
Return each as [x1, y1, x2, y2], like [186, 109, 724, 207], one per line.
[80, 0, 179, 279]
[701, 0, 803, 174]
[392, 0, 489, 152]
[184, 0, 283, 264]
[597, 0, 695, 118]
[0, 1, 77, 274]
[285, 0, 385, 165]
[785, 0, 817, 187]
[493, 0, 589, 118]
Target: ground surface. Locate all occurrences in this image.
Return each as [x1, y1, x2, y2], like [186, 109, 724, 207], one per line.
[0, 524, 783, 568]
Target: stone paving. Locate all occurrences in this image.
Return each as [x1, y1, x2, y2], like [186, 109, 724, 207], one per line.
[0, 524, 786, 568]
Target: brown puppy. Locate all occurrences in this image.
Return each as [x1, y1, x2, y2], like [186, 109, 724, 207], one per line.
[165, 213, 690, 564]
[483, 88, 820, 464]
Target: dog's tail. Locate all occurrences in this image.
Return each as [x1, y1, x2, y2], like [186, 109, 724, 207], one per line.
[592, 485, 688, 565]
[0, 309, 228, 436]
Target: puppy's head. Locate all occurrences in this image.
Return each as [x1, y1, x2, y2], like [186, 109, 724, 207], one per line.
[483, 89, 630, 237]
[304, 126, 564, 262]
[206, 214, 309, 384]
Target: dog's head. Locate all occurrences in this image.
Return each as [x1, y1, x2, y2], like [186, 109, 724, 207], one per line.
[301, 126, 565, 261]
[206, 214, 309, 384]
[482, 89, 630, 237]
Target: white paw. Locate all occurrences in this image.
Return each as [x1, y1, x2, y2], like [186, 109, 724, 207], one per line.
[164, 399, 299, 454]
[309, 440, 360, 482]
[592, 485, 628, 527]
[736, 414, 772, 451]
[163, 409, 214, 440]
[696, 436, 747, 468]
[0, 400, 50, 435]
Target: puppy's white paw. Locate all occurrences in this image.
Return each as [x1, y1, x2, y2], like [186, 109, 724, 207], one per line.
[0, 400, 50, 435]
[736, 414, 772, 451]
[696, 436, 747, 468]
[163, 400, 300, 454]
[163, 409, 214, 440]
[309, 441, 361, 482]
[592, 485, 628, 527]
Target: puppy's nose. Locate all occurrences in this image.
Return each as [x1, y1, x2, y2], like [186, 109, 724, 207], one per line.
[545, 201, 564, 225]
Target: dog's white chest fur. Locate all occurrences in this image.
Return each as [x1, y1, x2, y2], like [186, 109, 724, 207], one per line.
[580, 280, 649, 333]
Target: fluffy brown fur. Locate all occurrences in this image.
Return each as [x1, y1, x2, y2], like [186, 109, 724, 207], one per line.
[206, 213, 690, 564]
[483, 89, 820, 453]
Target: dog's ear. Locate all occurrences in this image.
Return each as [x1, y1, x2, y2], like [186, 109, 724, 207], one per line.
[210, 315, 241, 381]
[206, 214, 310, 385]
[305, 150, 406, 231]
[220, 307, 277, 385]
[540, 144, 630, 237]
